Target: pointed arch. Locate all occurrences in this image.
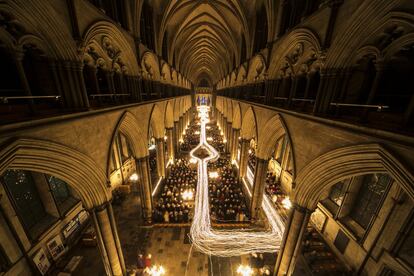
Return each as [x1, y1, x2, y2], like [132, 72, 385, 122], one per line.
[164, 100, 174, 128]
[294, 144, 414, 210]
[141, 51, 161, 80]
[232, 101, 242, 129]
[257, 114, 292, 164]
[173, 97, 181, 122]
[0, 138, 109, 209]
[81, 20, 140, 74]
[247, 54, 267, 82]
[240, 106, 258, 140]
[226, 98, 233, 123]
[149, 104, 165, 139]
[109, 111, 148, 162]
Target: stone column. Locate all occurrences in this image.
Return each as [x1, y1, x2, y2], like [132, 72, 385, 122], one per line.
[274, 205, 311, 276]
[73, 61, 90, 109]
[312, 69, 328, 114]
[222, 117, 227, 142]
[179, 116, 184, 139]
[287, 75, 298, 106]
[135, 156, 153, 223]
[226, 122, 232, 152]
[105, 70, 115, 93]
[275, 0, 288, 38]
[174, 121, 180, 154]
[166, 127, 175, 162]
[250, 158, 269, 220]
[239, 138, 250, 179]
[11, 50, 32, 98]
[47, 59, 63, 99]
[155, 138, 166, 178]
[231, 128, 240, 162]
[366, 61, 385, 106]
[91, 202, 125, 276]
[122, 0, 132, 32]
[63, 61, 82, 108]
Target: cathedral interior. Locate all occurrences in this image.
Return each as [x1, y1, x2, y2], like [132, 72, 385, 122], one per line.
[1, 0, 414, 275]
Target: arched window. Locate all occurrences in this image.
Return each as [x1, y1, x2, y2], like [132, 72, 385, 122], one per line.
[1, 170, 77, 239]
[322, 173, 393, 236]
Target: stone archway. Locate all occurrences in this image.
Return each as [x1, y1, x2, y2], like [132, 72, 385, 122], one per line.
[294, 143, 414, 210]
[0, 138, 125, 276]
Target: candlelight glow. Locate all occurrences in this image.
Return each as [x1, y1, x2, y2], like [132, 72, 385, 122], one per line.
[129, 173, 138, 181]
[144, 265, 165, 276]
[188, 106, 285, 257]
[209, 171, 219, 178]
[282, 197, 292, 210]
[237, 265, 253, 276]
[182, 190, 194, 200]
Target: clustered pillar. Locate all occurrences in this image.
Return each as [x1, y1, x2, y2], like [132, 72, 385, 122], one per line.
[166, 127, 175, 162]
[155, 138, 166, 178]
[274, 205, 311, 276]
[226, 121, 232, 152]
[90, 202, 126, 276]
[250, 157, 269, 221]
[135, 156, 153, 223]
[174, 120, 180, 154]
[239, 138, 250, 179]
[231, 128, 240, 162]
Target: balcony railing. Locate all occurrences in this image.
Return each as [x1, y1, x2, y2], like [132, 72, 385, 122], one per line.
[217, 83, 413, 134]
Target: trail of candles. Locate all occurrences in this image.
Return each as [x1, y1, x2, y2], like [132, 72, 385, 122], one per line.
[189, 106, 285, 257]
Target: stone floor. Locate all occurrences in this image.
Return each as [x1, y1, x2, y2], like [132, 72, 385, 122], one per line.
[59, 193, 285, 275]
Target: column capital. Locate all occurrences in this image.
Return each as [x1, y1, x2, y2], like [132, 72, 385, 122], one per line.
[11, 49, 25, 61]
[292, 203, 313, 214]
[240, 138, 250, 143]
[135, 155, 149, 162]
[155, 137, 164, 143]
[256, 157, 270, 164]
[87, 201, 111, 213]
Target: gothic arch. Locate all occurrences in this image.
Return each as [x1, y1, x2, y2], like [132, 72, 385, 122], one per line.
[230, 71, 237, 87]
[141, 51, 161, 80]
[164, 100, 174, 128]
[109, 111, 148, 165]
[247, 54, 267, 82]
[171, 70, 178, 85]
[0, 3, 77, 59]
[226, 98, 233, 123]
[257, 114, 293, 171]
[232, 101, 242, 129]
[173, 97, 181, 122]
[81, 21, 140, 74]
[0, 138, 110, 209]
[268, 28, 322, 78]
[347, 45, 382, 67]
[161, 62, 172, 83]
[149, 104, 165, 139]
[236, 64, 247, 85]
[325, 10, 414, 68]
[240, 106, 258, 140]
[293, 144, 414, 210]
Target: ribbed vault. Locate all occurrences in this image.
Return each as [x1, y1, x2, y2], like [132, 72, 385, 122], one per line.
[158, 0, 249, 85]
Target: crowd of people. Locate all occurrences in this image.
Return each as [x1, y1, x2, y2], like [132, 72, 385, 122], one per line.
[180, 121, 200, 151]
[152, 158, 197, 223]
[207, 148, 249, 222]
[206, 124, 225, 153]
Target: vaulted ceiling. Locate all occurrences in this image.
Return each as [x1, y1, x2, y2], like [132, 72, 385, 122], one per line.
[149, 0, 263, 87]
